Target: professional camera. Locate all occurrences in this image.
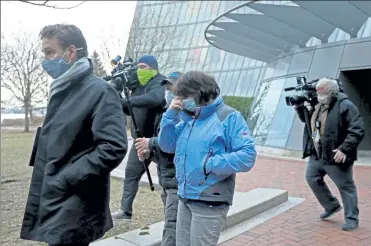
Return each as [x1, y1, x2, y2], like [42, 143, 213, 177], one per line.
[102, 55, 154, 191]
[102, 55, 139, 93]
[284, 76, 319, 107]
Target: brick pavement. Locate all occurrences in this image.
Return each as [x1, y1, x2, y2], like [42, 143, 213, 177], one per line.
[219, 156, 371, 246]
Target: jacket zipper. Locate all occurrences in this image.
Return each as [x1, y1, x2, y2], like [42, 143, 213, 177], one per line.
[183, 111, 199, 196]
[200, 148, 213, 186]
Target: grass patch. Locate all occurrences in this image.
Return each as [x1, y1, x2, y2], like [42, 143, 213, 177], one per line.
[1, 131, 163, 245]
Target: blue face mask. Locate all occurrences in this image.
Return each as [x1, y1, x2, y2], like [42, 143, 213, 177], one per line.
[183, 98, 197, 112]
[165, 90, 176, 106]
[42, 47, 81, 79]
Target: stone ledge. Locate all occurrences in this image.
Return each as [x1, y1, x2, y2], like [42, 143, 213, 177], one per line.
[92, 188, 288, 246]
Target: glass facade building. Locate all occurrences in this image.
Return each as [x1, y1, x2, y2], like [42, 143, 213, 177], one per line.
[133, 1, 265, 99]
[128, 1, 371, 153]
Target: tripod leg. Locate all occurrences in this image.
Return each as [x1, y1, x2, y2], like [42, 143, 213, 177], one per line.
[143, 159, 155, 191]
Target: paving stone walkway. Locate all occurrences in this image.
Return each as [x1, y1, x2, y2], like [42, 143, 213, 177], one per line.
[220, 156, 371, 246]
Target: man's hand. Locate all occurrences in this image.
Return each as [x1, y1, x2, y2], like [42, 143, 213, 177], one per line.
[138, 149, 150, 162]
[333, 149, 347, 163]
[135, 138, 150, 153]
[169, 96, 183, 111]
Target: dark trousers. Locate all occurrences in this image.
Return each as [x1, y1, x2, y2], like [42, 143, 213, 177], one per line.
[160, 188, 179, 246]
[121, 143, 148, 214]
[305, 156, 359, 225]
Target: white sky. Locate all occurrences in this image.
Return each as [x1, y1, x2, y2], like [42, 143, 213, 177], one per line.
[1, 0, 137, 105]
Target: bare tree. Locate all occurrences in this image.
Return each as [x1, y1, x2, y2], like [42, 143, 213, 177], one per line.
[125, 4, 184, 73]
[17, 0, 86, 9]
[91, 50, 107, 77]
[1, 30, 49, 132]
[99, 4, 184, 75]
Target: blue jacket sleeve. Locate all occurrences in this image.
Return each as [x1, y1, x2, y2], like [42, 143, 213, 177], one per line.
[158, 108, 185, 154]
[206, 111, 257, 176]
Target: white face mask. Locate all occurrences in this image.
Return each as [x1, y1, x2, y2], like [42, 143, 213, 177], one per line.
[318, 94, 331, 105]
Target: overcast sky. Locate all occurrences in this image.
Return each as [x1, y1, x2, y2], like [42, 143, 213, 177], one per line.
[1, 0, 137, 105]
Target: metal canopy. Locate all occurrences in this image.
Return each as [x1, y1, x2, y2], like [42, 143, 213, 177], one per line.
[350, 1, 371, 17]
[208, 37, 275, 62]
[205, 0, 371, 62]
[293, 1, 369, 37]
[207, 29, 282, 57]
[226, 13, 311, 47]
[212, 22, 295, 52]
[249, 3, 335, 42]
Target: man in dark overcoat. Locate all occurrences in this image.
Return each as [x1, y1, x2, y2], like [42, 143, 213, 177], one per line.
[20, 24, 128, 246]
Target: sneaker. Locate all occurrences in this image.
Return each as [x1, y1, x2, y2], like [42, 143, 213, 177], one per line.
[111, 210, 132, 222]
[341, 223, 359, 231]
[320, 205, 342, 220]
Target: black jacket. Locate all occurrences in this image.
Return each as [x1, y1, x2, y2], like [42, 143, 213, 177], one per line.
[296, 93, 364, 165]
[122, 73, 166, 138]
[20, 67, 128, 244]
[148, 108, 177, 190]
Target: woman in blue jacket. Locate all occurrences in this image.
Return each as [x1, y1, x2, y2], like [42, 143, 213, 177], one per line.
[158, 71, 257, 246]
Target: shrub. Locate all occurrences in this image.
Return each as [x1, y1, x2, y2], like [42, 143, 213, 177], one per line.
[223, 95, 254, 119]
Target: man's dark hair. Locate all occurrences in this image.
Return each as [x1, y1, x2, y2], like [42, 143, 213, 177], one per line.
[174, 71, 220, 104]
[39, 24, 88, 59]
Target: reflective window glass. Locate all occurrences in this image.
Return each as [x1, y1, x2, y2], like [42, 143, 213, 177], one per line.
[265, 77, 299, 148]
[248, 78, 286, 145]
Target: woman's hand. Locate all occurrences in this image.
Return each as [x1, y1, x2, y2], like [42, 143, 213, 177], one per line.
[169, 96, 183, 111]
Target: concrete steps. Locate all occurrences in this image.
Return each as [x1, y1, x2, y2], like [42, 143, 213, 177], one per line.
[92, 188, 288, 246]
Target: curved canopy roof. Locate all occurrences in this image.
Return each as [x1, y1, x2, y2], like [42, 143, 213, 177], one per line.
[205, 1, 371, 62]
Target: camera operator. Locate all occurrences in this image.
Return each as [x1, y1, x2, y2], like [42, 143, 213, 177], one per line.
[112, 55, 166, 222]
[135, 71, 183, 246]
[295, 78, 364, 231]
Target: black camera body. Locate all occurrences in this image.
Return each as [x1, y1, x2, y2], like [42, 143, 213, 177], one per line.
[102, 55, 139, 93]
[284, 76, 318, 107]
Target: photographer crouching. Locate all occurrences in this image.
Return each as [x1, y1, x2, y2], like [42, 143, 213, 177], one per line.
[112, 55, 166, 221]
[294, 77, 364, 231]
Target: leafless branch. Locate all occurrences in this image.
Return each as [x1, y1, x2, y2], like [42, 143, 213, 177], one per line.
[99, 3, 185, 75]
[18, 0, 86, 9]
[1, 30, 49, 131]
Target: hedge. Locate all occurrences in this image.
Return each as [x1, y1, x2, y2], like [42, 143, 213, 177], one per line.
[223, 95, 254, 119]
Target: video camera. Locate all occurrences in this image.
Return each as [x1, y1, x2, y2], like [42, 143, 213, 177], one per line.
[102, 55, 154, 192]
[284, 76, 319, 107]
[102, 55, 139, 93]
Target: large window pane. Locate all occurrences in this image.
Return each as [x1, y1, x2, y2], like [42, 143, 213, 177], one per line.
[184, 25, 195, 47]
[265, 77, 298, 148]
[192, 24, 203, 47]
[247, 68, 261, 97]
[178, 49, 189, 71]
[196, 47, 208, 70]
[204, 47, 225, 71]
[226, 70, 241, 95]
[178, 2, 188, 24]
[218, 72, 228, 95]
[196, 1, 208, 22]
[241, 69, 254, 97]
[242, 58, 251, 69]
[248, 78, 286, 145]
[235, 70, 248, 97]
[205, 1, 221, 20]
[158, 4, 169, 26]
